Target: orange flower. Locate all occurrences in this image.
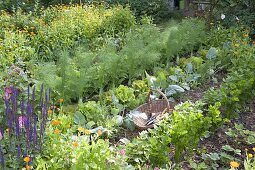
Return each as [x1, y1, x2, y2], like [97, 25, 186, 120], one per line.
[252, 41, 255, 44]
[53, 129, 61, 134]
[97, 130, 103, 136]
[243, 34, 249, 37]
[51, 120, 61, 126]
[48, 110, 53, 114]
[72, 142, 79, 148]
[230, 161, 239, 168]
[25, 165, 31, 170]
[24, 156, 30, 163]
[59, 98, 64, 103]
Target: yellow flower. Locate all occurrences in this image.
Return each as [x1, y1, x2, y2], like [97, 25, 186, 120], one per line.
[30, 32, 35, 36]
[248, 153, 253, 158]
[230, 161, 239, 168]
[243, 34, 249, 37]
[245, 148, 248, 151]
[234, 44, 240, 47]
[72, 142, 79, 148]
[24, 156, 30, 163]
[59, 98, 64, 103]
[77, 127, 85, 132]
[6, 128, 10, 132]
[48, 110, 53, 114]
[252, 147, 255, 152]
[84, 129, 91, 135]
[53, 129, 61, 134]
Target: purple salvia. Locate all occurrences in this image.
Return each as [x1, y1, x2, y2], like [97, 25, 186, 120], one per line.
[4, 104, 9, 118]
[15, 118, 20, 137]
[0, 131, 2, 138]
[33, 115, 38, 147]
[17, 144, 21, 158]
[3, 86, 12, 100]
[26, 102, 32, 116]
[7, 108, 13, 138]
[0, 143, 4, 168]
[18, 115, 27, 129]
[0, 128, 3, 140]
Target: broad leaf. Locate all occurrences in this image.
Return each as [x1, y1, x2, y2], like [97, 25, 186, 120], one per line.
[206, 47, 217, 59]
[74, 111, 86, 125]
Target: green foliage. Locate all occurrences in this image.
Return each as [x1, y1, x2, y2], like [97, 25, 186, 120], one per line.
[170, 101, 220, 162]
[71, 139, 111, 170]
[163, 19, 206, 62]
[33, 23, 162, 101]
[226, 124, 255, 145]
[205, 26, 249, 48]
[126, 130, 172, 168]
[178, 56, 204, 71]
[0, 4, 136, 63]
[203, 43, 255, 118]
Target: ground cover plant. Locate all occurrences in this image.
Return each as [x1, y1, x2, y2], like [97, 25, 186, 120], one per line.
[0, 1, 255, 169]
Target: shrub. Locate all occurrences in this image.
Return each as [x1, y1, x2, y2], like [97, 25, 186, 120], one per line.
[108, 0, 170, 22]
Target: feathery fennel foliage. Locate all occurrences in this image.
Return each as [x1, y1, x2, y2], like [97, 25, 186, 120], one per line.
[163, 19, 206, 62]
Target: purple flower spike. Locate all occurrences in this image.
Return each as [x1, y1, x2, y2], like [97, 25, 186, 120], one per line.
[4, 87, 12, 100]
[0, 128, 3, 140]
[18, 116, 27, 129]
[0, 144, 4, 168]
[1, 85, 51, 167]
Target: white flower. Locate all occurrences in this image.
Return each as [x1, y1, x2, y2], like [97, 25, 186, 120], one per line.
[235, 16, 239, 21]
[149, 76, 156, 84]
[72, 159, 76, 163]
[221, 14, 225, 20]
